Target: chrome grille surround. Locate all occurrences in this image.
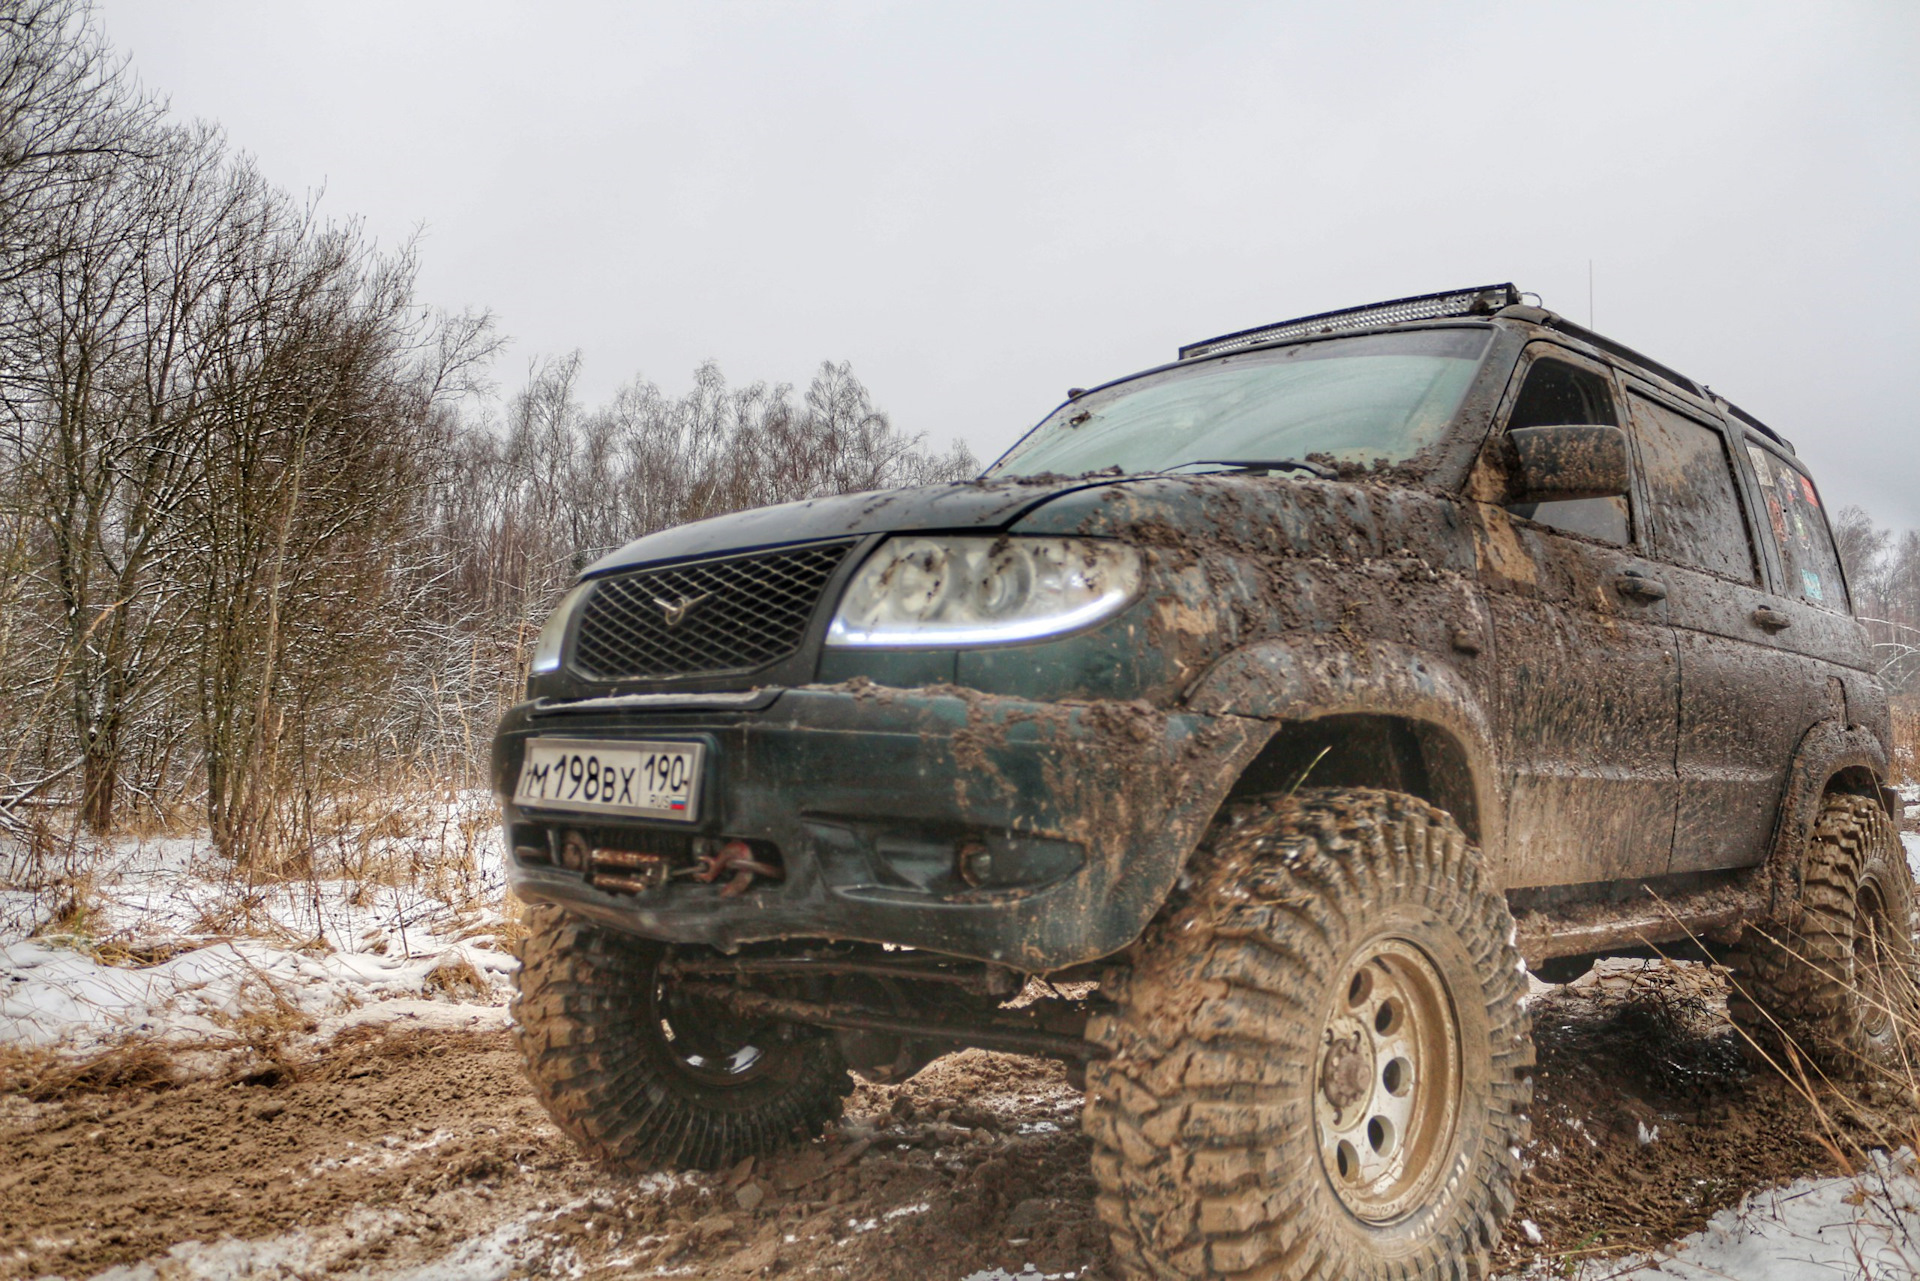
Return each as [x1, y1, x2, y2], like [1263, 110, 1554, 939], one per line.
[571, 541, 855, 682]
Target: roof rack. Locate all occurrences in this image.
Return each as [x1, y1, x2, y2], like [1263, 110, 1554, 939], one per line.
[1537, 316, 1703, 398]
[1723, 402, 1795, 454]
[1178, 283, 1519, 361]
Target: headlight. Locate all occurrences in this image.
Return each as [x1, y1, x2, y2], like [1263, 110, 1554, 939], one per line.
[825, 536, 1142, 648]
[529, 584, 590, 674]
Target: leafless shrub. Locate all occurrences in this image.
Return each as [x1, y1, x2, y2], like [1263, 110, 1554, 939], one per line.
[0, 4, 976, 884]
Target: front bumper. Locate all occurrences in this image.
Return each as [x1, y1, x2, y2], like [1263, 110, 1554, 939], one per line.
[493, 684, 1266, 971]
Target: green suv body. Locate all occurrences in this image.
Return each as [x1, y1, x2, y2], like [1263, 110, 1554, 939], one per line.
[496, 285, 1911, 1281]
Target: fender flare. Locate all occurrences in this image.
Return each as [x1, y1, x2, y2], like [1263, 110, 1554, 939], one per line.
[1761, 718, 1892, 920]
[1183, 639, 1506, 857]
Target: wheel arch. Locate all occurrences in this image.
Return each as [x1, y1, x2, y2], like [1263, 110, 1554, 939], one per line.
[1186, 640, 1504, 854]
[1763, 718, 1894, 918]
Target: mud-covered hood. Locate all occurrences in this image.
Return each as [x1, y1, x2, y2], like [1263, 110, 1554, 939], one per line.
[583, 475, 1139, 574]
[583, 471, 1469, 576]
[1009, 472, 1475, 570]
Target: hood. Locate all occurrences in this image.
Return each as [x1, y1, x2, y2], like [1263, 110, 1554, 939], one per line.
[582, 475, 1137, 575]
[1008, 472, 1477, 573]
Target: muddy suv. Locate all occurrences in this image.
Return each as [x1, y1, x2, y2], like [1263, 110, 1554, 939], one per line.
[494, 284, 1915, 1280]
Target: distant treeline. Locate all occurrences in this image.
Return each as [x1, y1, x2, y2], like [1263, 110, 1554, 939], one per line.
[1832, 508, 1920, 696]
[0, 1, 974, 861]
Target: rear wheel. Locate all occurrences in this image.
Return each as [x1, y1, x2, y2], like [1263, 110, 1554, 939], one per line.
[512, 909, 852, 1171]
[1728, 791, 1918, 1078]
[1084, 788, 1533, 1280]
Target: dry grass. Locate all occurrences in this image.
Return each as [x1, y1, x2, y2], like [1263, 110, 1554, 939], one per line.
[422, 955, 488, 999]
[1894, 696, 1919, 790]
[1724, 925, 1920, 1271]
[0, 1039, 183, 1101]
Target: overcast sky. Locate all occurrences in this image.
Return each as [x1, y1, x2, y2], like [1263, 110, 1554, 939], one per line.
[100, 1, 1919, 526]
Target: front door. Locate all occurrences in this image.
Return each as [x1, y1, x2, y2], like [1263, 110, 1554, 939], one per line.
[1469, 347, 1679, 888]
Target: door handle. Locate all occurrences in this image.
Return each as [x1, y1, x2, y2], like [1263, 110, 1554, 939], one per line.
[1611, 573, 1668, 602]
[1751, 605, 1792, 631]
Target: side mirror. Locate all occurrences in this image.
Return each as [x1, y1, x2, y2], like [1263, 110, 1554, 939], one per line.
[1507, 425, 1630, 503]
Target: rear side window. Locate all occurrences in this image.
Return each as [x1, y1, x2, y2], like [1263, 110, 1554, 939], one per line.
[1630, 395, 1757, 584]
[1746, 444, 1847, 609]
[1502, 357, 1628, 544]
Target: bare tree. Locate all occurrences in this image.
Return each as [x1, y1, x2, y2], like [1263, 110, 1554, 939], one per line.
[0, 0, 978, 856]
[0, 0, 155, 292]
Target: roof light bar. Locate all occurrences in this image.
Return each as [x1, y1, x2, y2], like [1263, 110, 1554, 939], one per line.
[1178, 283, 1521, 361]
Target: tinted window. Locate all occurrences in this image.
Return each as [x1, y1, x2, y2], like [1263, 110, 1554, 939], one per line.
[1631, 396, 1757, 583]
[988, 329, 1489, 478]
[1503, 357, 1629, 544]
[1746, 444, 1848, 609]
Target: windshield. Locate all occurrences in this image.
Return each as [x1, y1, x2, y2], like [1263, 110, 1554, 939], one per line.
[987, 328, 1491, 478]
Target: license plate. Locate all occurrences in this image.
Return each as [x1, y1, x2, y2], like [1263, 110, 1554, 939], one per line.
[513, 738, 705, 822]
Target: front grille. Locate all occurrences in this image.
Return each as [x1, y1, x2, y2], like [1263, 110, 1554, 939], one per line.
[571, 541, 854, 681]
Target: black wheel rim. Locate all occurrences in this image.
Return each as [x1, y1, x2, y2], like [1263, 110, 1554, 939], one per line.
[651, 961, 776, 1088]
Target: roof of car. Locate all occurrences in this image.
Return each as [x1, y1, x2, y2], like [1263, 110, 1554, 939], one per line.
[1177, 283, 1795, 454]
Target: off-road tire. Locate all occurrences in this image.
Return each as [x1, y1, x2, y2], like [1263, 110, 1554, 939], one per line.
[1083, 788, 1533, 1280]
[1728, 792, 1918, 1078]
[512, 908, 853, 1171]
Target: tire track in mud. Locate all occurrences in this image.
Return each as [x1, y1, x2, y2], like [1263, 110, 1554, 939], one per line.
[0, 962, 1900, 1280]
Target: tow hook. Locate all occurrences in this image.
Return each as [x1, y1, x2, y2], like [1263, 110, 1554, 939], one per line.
[692, 840, 784, 898]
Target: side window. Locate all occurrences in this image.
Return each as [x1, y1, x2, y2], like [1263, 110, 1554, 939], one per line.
[1630, 395, 1757, 583]
[1746, 444, 1848, 609]
[1502, 357, 1629, 544]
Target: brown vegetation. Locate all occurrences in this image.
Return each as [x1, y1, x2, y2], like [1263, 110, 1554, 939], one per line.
[0, 1, 974, 879]
[1892, 697, 1918, 788]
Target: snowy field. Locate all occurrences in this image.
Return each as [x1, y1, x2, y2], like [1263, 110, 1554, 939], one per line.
[1, 790, 515, 1058]
[1, 786, 1917, 1279]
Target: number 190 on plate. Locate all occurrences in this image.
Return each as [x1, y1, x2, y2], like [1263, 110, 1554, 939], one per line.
[513, 738, 704, 822]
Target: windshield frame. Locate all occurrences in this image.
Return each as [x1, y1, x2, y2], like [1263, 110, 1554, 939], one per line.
[984, 321, 1510, 486]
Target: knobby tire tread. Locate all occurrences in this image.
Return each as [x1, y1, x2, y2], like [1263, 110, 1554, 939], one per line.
[511, 908, 852, 1172]
[1083, 787, 1533, 1281]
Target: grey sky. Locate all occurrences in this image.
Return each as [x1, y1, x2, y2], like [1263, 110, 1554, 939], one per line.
[102, 0, 1919, 526]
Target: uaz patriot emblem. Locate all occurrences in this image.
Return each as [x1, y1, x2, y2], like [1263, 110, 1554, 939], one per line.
[652, 593, 709, 627]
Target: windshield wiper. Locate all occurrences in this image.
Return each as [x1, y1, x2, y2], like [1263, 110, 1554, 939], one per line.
[1159, 458, 1336, 480]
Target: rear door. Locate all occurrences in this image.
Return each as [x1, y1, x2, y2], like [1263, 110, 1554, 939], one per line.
[1471, 346, 1679, 887]
[1623, 385, 1805, 873]
[1735, 438, 1875, 793]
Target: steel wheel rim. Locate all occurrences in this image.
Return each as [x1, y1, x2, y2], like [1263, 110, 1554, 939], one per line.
[1314, 937, 1464, 1223]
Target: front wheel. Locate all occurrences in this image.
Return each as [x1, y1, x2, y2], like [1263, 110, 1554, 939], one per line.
[1083, 788, 1533, 1280]
[511, 909, 852, 1171]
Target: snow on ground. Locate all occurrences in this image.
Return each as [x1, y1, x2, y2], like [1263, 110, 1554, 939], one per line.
[0, 790, 515, 1055]
[1501, 1149, 1920, 1280]
[1903, 781, 1919, 881]
[85, 1202, 584, 1281]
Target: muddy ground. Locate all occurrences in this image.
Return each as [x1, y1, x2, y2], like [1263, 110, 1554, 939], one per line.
[0, 960, 1905, 1280]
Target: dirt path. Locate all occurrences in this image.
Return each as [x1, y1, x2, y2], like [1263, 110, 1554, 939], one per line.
[0, 961, 1898, 1280]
